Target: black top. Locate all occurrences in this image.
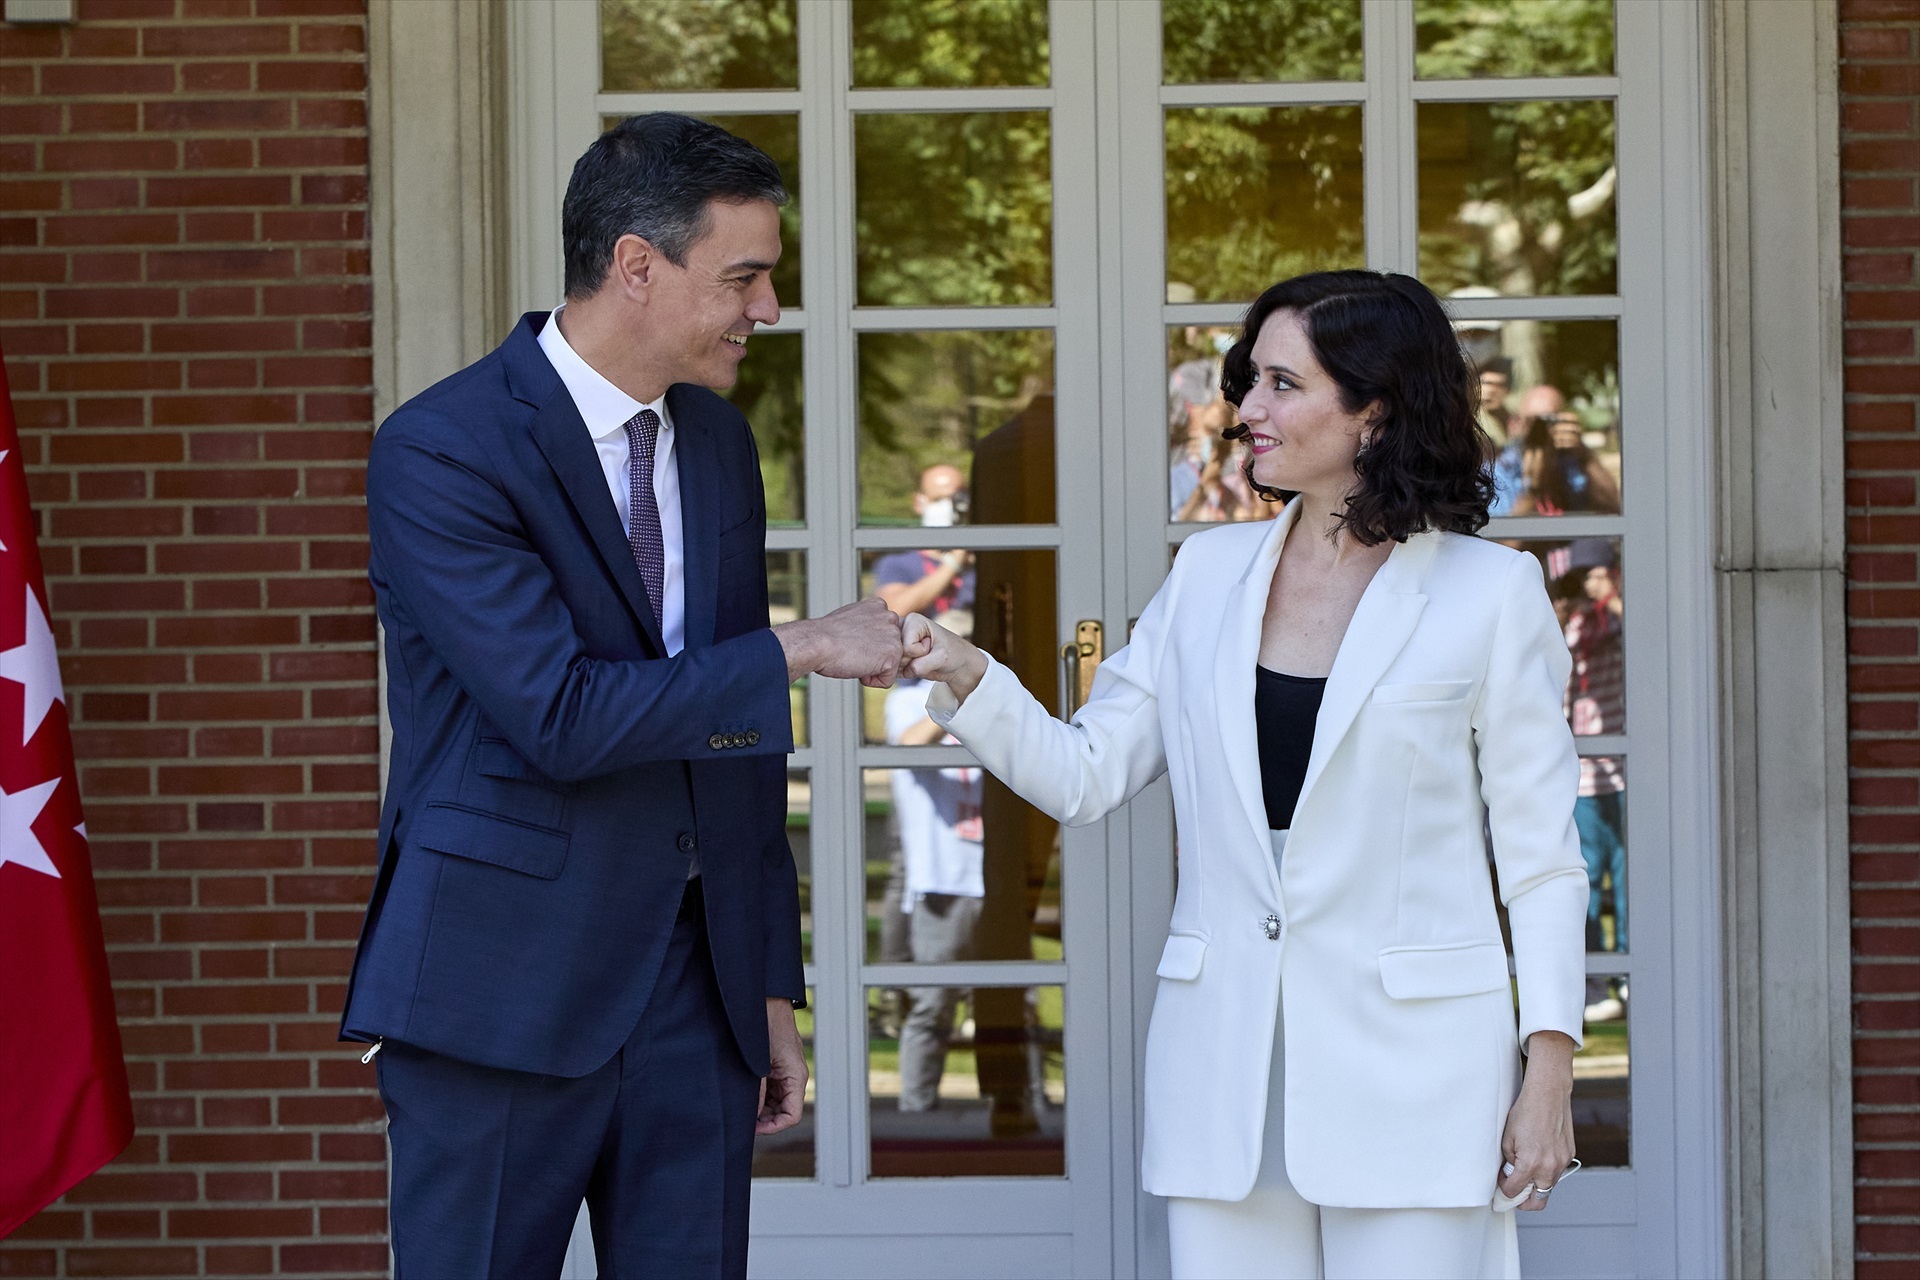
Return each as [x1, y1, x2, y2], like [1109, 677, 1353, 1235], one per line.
[1255, 665, 1327, 831]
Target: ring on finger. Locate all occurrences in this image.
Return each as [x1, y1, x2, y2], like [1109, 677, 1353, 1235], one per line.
[1531, 1184, 1554, 1198]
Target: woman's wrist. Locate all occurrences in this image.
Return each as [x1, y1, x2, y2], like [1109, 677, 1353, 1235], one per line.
[945, 646, 991, 704]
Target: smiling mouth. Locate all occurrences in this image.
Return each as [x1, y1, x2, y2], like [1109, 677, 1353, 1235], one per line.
[1248, 433, 1278, 448]
[723, 333, 748, 348]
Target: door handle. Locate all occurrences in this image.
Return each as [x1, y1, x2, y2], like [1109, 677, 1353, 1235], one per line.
[1059, 620, 1103, 720]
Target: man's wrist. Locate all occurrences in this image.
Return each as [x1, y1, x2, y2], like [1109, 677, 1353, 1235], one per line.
[773, 620, 817, 681]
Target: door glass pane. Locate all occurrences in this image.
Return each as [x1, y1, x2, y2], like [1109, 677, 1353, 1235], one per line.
[728, 331, 805, 524]
[1464, 319, 1619, 517]
[1166, 324, 1283, 524]
[860, 548, 1059, 745]
[768, 551, 810, 747]
[854, 112, 1053, 307]
[1509, 537, 1626, 740]
[751, 986, 816, 1178]
[1166, 106, 1365, 304]
[861, 764, 1063, 965]
[852, 0, 1050, 88]
[1575, 973, 1629, 1167]
[868, 983, 1065, 1177]
[785, 768, 814, 966]
[1162, 0, 1364, 84]
[1415, 0, 1616, 80]
[601, 0, 799, 92]
[599, 114, 803, 309]
[1418, 100, 1618, 298]
[857, 330, 1055, 525]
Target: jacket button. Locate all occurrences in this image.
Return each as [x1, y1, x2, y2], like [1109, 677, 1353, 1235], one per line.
[1262, 914, 1282, 941]
[746, 729, 760, 746]
[678, 833, 696, 853]
[708, 733, 724, 750]
[727, 733, 742, 748]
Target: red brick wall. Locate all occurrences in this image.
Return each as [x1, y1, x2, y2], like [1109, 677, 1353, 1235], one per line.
[1844, 1, 1920, 1276]
[0, 1, 382, 1275]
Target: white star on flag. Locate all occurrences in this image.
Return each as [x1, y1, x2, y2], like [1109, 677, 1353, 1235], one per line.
[0, 776, 61, 879]
[0, 584, 65, 746]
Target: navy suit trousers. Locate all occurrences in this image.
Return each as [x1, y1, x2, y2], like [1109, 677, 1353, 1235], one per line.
[377, 879, 759, 1279]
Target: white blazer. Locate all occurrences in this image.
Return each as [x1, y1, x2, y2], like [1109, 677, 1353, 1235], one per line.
[929, 501, 1587, 1208]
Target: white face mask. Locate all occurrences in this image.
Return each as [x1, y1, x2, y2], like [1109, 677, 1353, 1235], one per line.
[919, 498, 957, 528]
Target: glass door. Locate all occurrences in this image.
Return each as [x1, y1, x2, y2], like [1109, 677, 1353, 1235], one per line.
[523, 3, 1120, 1275]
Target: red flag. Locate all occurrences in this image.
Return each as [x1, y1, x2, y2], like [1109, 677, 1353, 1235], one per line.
[0, 346, 133, 1238]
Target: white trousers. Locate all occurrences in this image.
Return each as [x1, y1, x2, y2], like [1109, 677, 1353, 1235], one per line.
[1165, 832, 1520, 1280]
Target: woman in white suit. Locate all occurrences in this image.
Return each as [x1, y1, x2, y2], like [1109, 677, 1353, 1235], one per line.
[900, 272, 1587, 1279]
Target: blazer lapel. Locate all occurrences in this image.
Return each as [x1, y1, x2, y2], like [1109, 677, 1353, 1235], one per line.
[526, 386, 668, 655]
[668, 385, 718, 649]
[1213, 503, 1301, 852]
[1293, 531, 1442, 815]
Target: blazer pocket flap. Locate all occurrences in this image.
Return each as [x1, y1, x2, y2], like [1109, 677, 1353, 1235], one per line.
[473, 739, 573, 792]
[1378, 942, 1510, 999]
[413, 804, 569, 881]
[1155, 933, 1208, 981]
[1370, 680, 1473, 706]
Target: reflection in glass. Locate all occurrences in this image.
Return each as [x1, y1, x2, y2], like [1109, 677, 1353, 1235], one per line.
[1415, 0, 1615, 80]
[1162, 0, 1363, 84]
[860, 762, 1063, 965]
[600, 114, 802, 309]
[868, 984, 1065, 1177]
[1418, 101, 1617, 298]
[1573, 975, 1629, 1167]
[1462, 319, 1618, 517]
[725, 331, 804, 525]
[1166, 325, 1282, 525]
[859, 549, 1058, 747]
[852, 0, 1049, 88]
[1166, 106, 1365, 303]
[857, 331, 1055, 525]
[600, 0, 798, 92]
[855, 112, 1052, 307]
[768, 551, 809, 747]
[1511, 539, 1626, 742]
[751, 985, 816, 1178]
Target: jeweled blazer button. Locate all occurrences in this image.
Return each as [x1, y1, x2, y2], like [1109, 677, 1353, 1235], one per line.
[1263, 914, 1281, 941]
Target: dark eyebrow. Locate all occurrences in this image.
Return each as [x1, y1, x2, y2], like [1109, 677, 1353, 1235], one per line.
[1263, 363, 1303, 381]
[725, 258, 778, 275]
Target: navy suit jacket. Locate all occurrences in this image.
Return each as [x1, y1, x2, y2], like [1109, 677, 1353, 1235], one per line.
[339, 313, 803, 1079]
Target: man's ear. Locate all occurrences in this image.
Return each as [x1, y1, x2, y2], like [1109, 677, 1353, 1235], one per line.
[610, 233, 659, 299]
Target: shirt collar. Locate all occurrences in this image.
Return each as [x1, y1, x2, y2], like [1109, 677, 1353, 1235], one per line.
[537, 306, 672, 442]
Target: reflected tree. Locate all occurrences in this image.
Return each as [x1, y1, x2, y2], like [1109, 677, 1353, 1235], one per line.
[1161, 0, 1363, 84]
[600, 0, 797, 92]
[851, 0, 1050, 87]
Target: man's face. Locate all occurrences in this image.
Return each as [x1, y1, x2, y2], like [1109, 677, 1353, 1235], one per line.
[644, 198, 782, 391]
[1478, 371, 1510, 411]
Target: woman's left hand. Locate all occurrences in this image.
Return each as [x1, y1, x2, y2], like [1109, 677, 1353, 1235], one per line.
[1499, 1030, 1578, 1212]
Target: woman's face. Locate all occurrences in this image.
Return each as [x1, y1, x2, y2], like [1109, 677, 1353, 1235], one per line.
[1235, 310, 1378, 497]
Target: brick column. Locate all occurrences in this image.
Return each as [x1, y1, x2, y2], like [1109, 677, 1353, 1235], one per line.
[0, 1, 383, 1275]
[1842, 1, 1920, 1275]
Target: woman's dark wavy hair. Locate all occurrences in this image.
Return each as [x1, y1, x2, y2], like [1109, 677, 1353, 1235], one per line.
[1220, 270, 1495, 546]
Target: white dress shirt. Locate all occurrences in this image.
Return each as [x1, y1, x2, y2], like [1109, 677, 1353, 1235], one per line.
[537, 307, 685, 657]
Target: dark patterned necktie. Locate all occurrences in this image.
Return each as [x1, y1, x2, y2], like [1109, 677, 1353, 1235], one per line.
[623, 408, 665, 625]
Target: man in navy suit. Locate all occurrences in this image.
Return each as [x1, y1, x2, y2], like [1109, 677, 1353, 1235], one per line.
[340, 114, 903, 1278]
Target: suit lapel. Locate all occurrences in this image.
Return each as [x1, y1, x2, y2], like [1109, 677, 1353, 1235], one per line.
[526, 385, 668, 655]
[1293, 531, 1441, 815]
[1213, 504, 1300, 851]
[668, 385, 718, 650]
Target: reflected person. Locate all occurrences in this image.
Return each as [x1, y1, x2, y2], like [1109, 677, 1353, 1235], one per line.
[1558, 540, 1627, 1022]
[902, 271, 1586, 1279]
